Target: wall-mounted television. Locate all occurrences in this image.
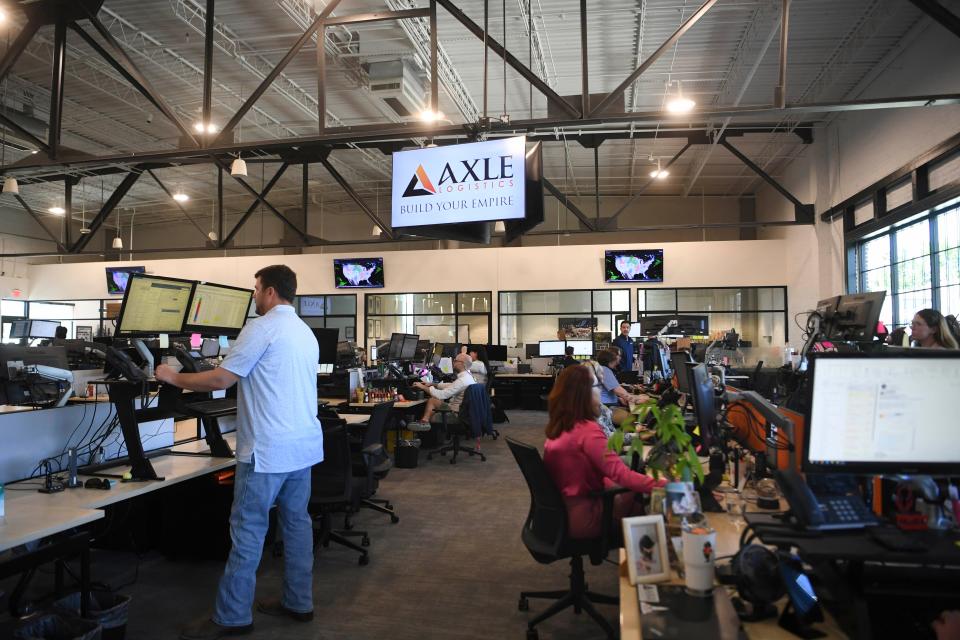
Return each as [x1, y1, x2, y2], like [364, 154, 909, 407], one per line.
[334, 258, 384, 289]
[604, 249, 663, 283]
[106, 266, 146, 294]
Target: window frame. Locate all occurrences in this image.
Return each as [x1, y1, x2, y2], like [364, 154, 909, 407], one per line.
[497, 288, 631, 347]
[364, 291, 492, 349]
[293, 293, 357, 341]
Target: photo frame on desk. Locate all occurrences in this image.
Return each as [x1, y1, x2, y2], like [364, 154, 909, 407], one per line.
[623, 515, 670, 585]
[76, 325, 93, 341]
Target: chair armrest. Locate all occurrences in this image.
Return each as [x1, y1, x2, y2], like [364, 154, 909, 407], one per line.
[591, 485, 631, 563]
[362, 443, 384, 456]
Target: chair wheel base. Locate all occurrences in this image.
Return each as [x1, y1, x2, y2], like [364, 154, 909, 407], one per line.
[518, 597, 529, 612]
[359, 554, 369, 566]
[526, 628, 539, 640]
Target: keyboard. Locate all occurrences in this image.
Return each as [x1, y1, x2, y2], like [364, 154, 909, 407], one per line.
[816, 495, 880, 530]
[181, 397, 237, 417]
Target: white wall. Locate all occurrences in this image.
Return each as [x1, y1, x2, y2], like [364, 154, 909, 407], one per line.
[28, 238, 799, 341]
[757, 20, 960, 326]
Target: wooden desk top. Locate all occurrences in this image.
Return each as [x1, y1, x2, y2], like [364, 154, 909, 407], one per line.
[318, 397, 347, 407]
[0, 404, 37, 414]
[619, 511, 847, 639]
[0, 502, 104, 554]
[339, 414, 369, 425]
[344, 399, 425, 409]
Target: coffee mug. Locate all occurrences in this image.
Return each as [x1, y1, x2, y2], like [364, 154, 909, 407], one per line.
[681, 526, 717, 595]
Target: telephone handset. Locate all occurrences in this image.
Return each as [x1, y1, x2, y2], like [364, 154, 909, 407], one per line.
[106, 347, 148, 383]
[775, 469, 878, 531]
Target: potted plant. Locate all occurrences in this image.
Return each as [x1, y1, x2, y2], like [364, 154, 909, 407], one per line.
[608, 399, 704, 522]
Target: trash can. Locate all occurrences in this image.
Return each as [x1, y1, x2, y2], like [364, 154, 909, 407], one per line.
[54, 591, 130, 640]
[13, 613, 101, 640]
[395, 439, 420, 469]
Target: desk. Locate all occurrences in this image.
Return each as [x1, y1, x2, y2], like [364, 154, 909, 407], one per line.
[0, 503, 103, 554]
[318, 397, 347, 408]
[619, 512, 847, 639]
[0, 405, 38, 414]
[493, 375, 553, 410]
[340, 414, 369, 426]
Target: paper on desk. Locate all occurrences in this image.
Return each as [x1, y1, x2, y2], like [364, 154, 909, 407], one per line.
[637, 584, 660, 603]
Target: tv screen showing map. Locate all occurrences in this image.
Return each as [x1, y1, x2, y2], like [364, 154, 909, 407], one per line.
[604, 250, 663, 283]
[334, 258, 384, 289]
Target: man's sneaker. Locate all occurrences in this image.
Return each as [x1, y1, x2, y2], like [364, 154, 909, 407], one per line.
[407, 420, 432, 432]
[179, 618, 253, 640]
[256, 598, 314, 622]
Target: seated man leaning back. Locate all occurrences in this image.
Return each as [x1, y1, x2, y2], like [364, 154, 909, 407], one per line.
[409, 353, 476, 430]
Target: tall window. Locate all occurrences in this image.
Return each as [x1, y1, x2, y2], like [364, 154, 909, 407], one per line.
[847, 198, 959, 327]
[498, 289, 630, 349]
[637, 287, 788, 345]
[24, 300, 105, 341]
[1, 299, 27, 343]
[364, 292, 491, 353]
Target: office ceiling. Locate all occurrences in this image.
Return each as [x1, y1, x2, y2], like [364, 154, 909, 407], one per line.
[0, 0, 939, 234]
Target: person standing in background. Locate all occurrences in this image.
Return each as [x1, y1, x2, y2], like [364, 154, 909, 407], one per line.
[611, 321, 635, 373]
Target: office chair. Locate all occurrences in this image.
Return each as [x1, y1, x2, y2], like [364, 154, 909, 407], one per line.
[426, 384, 491, 464]
[506, 437, 623, 640]
[485, 368, 503, 437]
[350, 401, 400, 524]
[309, 424, 370, 566]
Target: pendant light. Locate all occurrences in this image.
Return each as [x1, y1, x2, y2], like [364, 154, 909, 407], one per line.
[112, 208, 123, 249]
[3, 176, 18, 194]
[230, 156, 247, 177]
[494, 221, 505, 233]
[371, 224, 382, 237]
[649, 158, 669, 180]
[666, 80, 695, 114]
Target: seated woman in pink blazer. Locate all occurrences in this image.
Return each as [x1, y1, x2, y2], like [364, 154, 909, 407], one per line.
[543, 365, 664, 539]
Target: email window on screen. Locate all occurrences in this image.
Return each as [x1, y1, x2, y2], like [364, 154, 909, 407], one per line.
[809, 360, 960, 464]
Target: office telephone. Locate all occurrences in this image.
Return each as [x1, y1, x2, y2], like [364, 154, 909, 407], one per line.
[775, 469, 879, 531]
[106, 347, 148, 382]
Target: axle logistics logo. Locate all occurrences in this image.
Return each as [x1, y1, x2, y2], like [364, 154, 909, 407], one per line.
[400, 156, 515, 198]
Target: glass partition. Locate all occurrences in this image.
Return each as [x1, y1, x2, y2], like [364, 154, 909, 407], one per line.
[295, 294, 357, 341]
[365, 291, 492, 356]
[498, 289, 630, 349]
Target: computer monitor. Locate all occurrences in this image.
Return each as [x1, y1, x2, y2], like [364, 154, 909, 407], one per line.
[182, 282, 253, 337]
[387, 333, 405, 360]
[803, 351, 960, 475]
[688, 363, 718, 449]
[524, 343, 540, 359]
[486, 344, 508, 361]
[436, 343, 457, 358]
[116, 274, 195, 336]
[567, 340, 593, 357]
[538, 340, 565, 357]
[9, 320, 29, 339]
[27, 319, 61, 339]
[824, 292, 886, 342]
[415, 340, 432, 362]
[671, 351, 694, 394]
[312, 328, 339, 365]
[400, 334, 419, 360]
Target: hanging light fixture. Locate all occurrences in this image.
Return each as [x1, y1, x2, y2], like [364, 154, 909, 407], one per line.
[371, 224, 382, 237]
[494, 221, 505, 233]
[418, 109, 444, 123]
[113, 208, 123, 249]
[48, 205, 66, 215]
[649, 158, 669, 180]
[172, 184, 189, 203]
[3, 177, 18, 194]
[666, 80, 695, 114]
[193, 122, 218, 134]
[230, 156, 247, 177]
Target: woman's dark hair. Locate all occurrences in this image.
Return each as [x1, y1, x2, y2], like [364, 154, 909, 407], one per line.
[470, 345, 489, 368]
[915, 308, 959, 349]
[596, 349, 617, 367]
[545, 365, 597, 439]
[887, 327, 908, 347]
[254, 264, 297, 302]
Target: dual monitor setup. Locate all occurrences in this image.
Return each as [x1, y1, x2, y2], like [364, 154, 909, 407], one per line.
[9, 319, 63, 340]
[535, 340, 594, 358]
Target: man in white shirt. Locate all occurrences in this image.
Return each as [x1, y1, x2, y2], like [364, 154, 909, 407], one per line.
[156, 265, 323, 640]
[409, 352, 475, 429]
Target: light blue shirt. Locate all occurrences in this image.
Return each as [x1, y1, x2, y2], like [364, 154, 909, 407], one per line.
[221, 304, 324, 473]
[598, 365, 620, 405]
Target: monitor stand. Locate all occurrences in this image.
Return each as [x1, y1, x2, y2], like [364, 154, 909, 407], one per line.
[105, 380, 164, 482]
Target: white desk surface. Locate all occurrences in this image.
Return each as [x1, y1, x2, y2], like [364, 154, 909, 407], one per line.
[496, 373, 554, 379]
[619, 511, 847, 639]
[0, 503, 104, 554]
[5, 433, 239, 513]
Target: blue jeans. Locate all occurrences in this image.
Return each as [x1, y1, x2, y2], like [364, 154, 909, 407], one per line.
[213, 459, 314, 626]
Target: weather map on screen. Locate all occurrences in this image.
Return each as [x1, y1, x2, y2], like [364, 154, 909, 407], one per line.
[106, 266, 146, 294]
[604, 250, 663, 283]
[334, 258, 384, 289]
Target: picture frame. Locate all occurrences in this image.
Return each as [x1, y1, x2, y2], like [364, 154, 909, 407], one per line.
[345, 326, 355, 340]
[75, 325, 93, 341]
[622, 515, 671, 585]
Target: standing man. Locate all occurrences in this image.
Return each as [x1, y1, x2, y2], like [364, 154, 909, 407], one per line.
[156, 265, 323, 640]
[612, 320, 635, 374]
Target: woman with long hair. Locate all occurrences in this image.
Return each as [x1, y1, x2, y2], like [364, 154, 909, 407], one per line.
[543, 365, 664, 539]
[911, 309, 959, 349]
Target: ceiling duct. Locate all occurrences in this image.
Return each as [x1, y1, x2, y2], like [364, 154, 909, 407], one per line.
[366, 59, 426, 120]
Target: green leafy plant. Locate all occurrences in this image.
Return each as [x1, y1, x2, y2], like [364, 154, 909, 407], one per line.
[609, 399, 704, 484]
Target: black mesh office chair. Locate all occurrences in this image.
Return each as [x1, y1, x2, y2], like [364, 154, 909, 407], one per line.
[485, 369, 503, 437]
[426, 384, 490, 464]
[350, 401, 400, 524]
[309, 424, 370, 566]
[506, 437, 623, 640]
